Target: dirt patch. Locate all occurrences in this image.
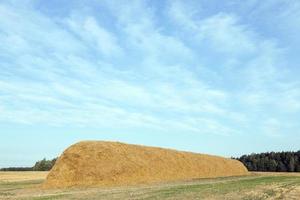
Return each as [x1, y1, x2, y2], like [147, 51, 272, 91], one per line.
[43, 141, 248, 188]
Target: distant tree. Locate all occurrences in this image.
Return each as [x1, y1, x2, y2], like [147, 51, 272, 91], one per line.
[288, 157, 295, 172]
[277, 161, 287, 172]
[33, 158, 57, 171]
[268, 160, 277, 172]
[0, 167, 32, 171]
[1, 158, 57, 171]
[236, 151, 300, 172]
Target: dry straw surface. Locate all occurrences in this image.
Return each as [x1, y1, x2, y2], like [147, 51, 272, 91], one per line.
[43, 141, 248, 188]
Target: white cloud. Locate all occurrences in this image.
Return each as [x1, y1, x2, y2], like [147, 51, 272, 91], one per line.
[262, 118, 282, 138]
[197, 13, 256, 54]
[1, 0, 299, 139]
[66, 16, 123, 57]
[168, 3, 258, 56]
[277, 82, 300, 112]
[167, 0, 199, 30]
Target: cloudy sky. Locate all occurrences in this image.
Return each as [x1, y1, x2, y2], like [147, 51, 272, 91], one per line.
[1, 0, 300, 167]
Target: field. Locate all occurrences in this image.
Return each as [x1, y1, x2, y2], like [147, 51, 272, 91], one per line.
[0, 172, 300, 200]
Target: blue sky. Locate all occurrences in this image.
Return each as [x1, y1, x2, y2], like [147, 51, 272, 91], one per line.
[1, 0, 300, 167]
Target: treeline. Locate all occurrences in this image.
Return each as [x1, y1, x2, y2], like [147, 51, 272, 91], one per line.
[32, 158, 57, 171]
[236, 151, 300, 172]
[0, 167, 33, 171]
[0, 158, 57, 171]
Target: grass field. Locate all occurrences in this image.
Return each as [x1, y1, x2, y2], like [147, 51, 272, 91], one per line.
[0, 172, 300, 200]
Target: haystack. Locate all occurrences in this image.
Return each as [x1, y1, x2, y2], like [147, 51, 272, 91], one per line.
[43, 141, 248, 188]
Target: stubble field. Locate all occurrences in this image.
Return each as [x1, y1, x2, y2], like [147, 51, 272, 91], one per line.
[0, 171, 300, 200]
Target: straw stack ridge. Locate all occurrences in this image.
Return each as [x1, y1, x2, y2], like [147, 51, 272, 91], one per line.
[43, 141, 248, 188]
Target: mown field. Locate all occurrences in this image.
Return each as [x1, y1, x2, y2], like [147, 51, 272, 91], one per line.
[0, 172, 300, 200]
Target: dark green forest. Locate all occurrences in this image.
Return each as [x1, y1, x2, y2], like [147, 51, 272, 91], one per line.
[0, 158, 57, 171]
[236, 151, 300, 172]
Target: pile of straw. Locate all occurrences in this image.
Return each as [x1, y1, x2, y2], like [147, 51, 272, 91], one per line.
[43, 141, 248, 188]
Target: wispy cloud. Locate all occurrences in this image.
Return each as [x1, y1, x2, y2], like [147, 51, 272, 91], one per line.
[0, 0, 299, 140]
[66, 16, 123, 57]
